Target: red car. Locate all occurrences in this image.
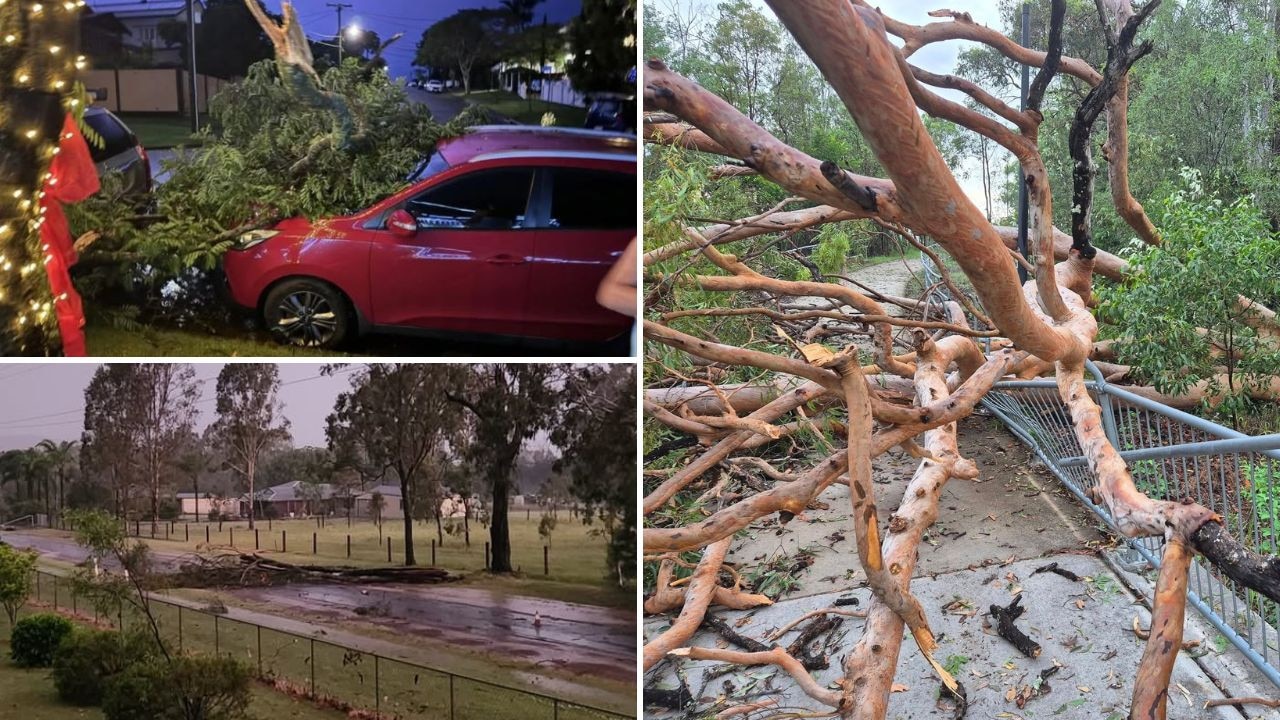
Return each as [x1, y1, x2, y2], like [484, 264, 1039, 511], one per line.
[222, 125, 636, 349]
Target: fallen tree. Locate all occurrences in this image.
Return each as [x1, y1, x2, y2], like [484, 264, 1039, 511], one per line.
[641, 2, 1280, 719]
[169, 552, 457, 588]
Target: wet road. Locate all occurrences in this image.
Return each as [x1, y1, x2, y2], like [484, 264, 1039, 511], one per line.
[232, 583, 634, 682]
[1, 529, 634, 683]
[406, 86, 469, 122]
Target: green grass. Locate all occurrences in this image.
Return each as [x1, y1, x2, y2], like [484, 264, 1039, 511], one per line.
[116, 114, 208, 149]
[120, 514, 620, 599]
[454, 90, 590, 127]
[0, 632, 348, 720]
[85, 322, 342, 358]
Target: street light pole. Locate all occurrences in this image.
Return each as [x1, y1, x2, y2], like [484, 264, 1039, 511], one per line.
[186, 0, 199, 133]
[327, 2, 353, 63]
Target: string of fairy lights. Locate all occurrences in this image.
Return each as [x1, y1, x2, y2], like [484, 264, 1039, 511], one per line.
[0, 0, 88, 353]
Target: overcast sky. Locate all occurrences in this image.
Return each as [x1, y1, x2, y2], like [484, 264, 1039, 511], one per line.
[259, 0, 587, 79]
[0, 363, 353, 451]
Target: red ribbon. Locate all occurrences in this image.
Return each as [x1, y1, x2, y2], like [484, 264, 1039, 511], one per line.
[39, 114, 100, 357]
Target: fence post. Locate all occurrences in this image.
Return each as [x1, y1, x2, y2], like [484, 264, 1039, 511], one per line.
[1086, 360, 1122, 447]
[544, 546, 549, 576]
[178, 605, 183, 652]
[53, 576, 57, 609]
[485, 542, 490, 570]
[310, 638, 316, 698]
[313, 532, 317, 555]
[375, 655, 380, 715]
[35, 571, 40, 600]
[230, 528, 234, 547]
[450, 674, 455, 720]
[431, 539, 436, 565]
[387, 539, 392, 563]
[347, 535, 351, 558]
[206, 526, 210, 544]
[255, 529, 260, 551]
[185, 524, 189, 542]
[256, 625, 262, 676]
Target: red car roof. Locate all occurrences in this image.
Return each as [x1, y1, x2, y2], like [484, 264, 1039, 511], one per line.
[438, 125, 637, 165]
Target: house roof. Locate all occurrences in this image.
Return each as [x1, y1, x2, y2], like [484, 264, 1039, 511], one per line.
[356, 484, 402, 500]
[244, 481, 335, 503]
[89, 1, 202, 20]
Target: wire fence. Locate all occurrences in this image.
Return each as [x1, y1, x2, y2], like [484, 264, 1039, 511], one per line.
[920, 246, 1280, 687]
[16, 569, 633, 720]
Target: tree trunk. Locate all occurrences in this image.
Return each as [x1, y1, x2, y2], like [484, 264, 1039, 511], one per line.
[246, 456, 256, 530]
[490, 473, 512, 572]
[401, 473, 416, 566]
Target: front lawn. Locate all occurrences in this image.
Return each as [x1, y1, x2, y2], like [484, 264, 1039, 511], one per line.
[85, 323, 340, 358]
[116, 114, 209, 149]
[455, 90, 590, 127]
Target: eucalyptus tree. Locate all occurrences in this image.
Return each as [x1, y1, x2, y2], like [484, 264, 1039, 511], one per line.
[446, 364, 564, 574]
[209, 364, 291, 530]
[82, 365, 144, 519]
[326, 365, 466, 566]
[640, 1, 1280, 717]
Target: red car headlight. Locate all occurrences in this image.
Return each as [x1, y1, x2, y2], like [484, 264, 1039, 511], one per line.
[234, 229, 280, 251]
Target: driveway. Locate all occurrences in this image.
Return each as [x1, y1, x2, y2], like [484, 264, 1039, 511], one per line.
[406, 86, 469, 122]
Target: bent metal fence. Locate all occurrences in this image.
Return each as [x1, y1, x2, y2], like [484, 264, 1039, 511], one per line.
[918, 243, 1280, 687]
[20, 569, 631, 720]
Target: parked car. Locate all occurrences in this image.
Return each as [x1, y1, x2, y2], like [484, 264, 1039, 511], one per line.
[84, 106, 151, 197]
[222, 126, 637, 349]
[425, 79, 446, 93]
[584, 95, 635, 133]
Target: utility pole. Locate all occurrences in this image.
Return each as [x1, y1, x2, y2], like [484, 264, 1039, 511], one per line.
[328, 2, 353, 63]
[186, 0, 200, 133]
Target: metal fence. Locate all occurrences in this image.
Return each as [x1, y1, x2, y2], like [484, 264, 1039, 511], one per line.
[918, 247, 1280, 687]
[16, 569, 631, 720]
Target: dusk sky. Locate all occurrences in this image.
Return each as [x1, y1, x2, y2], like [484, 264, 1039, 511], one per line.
[254, 0, 586, 80]
[0, 363, 355, 451]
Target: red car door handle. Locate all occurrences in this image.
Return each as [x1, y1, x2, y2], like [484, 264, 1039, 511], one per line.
[485, 254, 526, 266]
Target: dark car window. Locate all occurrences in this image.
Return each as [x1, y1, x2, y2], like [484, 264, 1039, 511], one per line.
[83, 112, 136, 163]
[405, 168, 534, 230]
[548, 168, 635, 230]
[407, 150, 451, 183]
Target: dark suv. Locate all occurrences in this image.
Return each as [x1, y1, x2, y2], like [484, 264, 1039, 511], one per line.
[84, 106, 151, 196]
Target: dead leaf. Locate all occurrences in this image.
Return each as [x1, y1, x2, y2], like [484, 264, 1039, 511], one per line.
[891, 683, 908, 693]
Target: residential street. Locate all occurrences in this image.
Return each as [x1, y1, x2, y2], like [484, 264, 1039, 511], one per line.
[406, 85, 470, 122]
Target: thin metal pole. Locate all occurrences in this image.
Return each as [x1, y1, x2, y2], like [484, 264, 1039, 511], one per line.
[186, 0, 199, 133]
[1015, 2, 1030, 283]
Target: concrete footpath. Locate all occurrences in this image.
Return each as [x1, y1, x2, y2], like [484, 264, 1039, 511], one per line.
[643, 415, 1280, 718]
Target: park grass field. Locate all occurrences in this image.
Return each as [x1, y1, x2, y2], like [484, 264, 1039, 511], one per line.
[125, 513, 618, 592]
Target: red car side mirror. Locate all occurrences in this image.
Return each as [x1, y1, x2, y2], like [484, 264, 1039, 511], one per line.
[388, 209, 418, 238]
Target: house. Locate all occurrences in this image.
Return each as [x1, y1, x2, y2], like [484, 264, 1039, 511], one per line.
[87, 0, 204, 67]
[175, 492, 235, 519]
[353, 485, 469, 521]
[241, 481, 336, 518]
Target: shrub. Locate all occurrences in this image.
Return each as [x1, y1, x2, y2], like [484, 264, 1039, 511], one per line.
[9, 613, 74, 667]
[0, 543, 37, 624]
[52, 628, 158, 706]
[104, 655, 253, 720]
[158, 500, 181, 521]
